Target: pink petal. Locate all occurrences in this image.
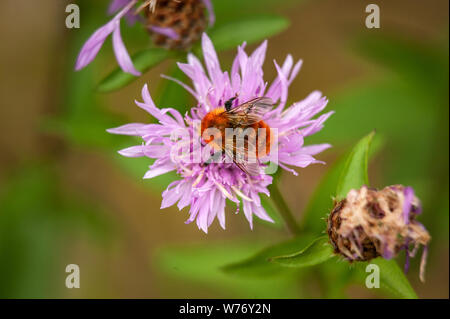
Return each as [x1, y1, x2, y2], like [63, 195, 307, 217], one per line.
[273, 61, 288, 113]
[300, 144, 332, 156]
[161, 181, 182, 209]
[279, 153, 324, 168]
[196, 198, 210, 233]
[202, 0, 215, 26]
[141, 84, 156, 107]
[118, 145, 145, 157]
[288, 59, 303, 85]
[216, 196, 226, 229]
[252, 204, 274, 223]
[201, 33, 223, 92]
[242, 200, 253, 230]
[142, 144, 171, 158]
[112, 22, 141, 76]
[75, 20, 116, 70]
[108, 0, 131, 14]
[149, 25, 180, 40]
[177, 182, 192, 210]
[266, 55, 293, 101]
[106, 123, 148, 135]
[301, 111, 334, 136]
[143, 162, 175, 179]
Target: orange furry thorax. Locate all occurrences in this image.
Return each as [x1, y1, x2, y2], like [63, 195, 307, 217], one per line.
[200, 107, 271, 158]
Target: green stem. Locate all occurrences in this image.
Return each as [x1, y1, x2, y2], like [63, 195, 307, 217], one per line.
[269, 183, 300, 236]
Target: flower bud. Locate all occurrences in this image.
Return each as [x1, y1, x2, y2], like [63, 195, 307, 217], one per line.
[327, 185, 430, 282]
[145, 0, 208, 50]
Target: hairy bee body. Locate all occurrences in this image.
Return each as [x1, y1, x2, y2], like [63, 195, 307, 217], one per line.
[201, 107, 271, 158]
[199, 97, 274, 175]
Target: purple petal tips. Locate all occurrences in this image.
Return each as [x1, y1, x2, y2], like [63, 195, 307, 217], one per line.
[75, 0, 140, 75]
[148, 25, 180, 40]
[75, 20, 117, 71]
[404, 239, 411, 273]
[108, 0, 132, 14]
[402, 186, 414, 224]
[112, 23, 141, 76]
[202, 0, 215, 26]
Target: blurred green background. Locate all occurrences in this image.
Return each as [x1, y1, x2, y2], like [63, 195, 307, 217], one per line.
[0, 0, 448, 298]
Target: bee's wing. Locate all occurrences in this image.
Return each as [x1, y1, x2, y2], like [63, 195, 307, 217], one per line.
[226, 97, 274, 126]
[233, 160, 261, 176]
[223, 133, 262, 176]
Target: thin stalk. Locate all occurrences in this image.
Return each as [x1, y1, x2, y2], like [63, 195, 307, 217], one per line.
[269, 183, 300, 236]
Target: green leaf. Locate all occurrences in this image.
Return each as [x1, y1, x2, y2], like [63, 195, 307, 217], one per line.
[354, 34, 448, 93]
[97, 48, 172, 92]
[222, 234, 315, 277]
[335, 131, 374, 200]
[269, 236, 334, 268]
[300, 153, 347, 233]
[301, 133, 382, 233]
[207, 15, 289, 52]
[154, 240, 303, 298]
[317, 258, 354, 298]
[356, 258, 418, 299]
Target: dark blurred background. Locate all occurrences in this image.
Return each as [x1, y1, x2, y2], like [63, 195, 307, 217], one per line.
[0, 0, 448, 298]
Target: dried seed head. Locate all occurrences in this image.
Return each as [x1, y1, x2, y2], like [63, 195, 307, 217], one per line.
[145, 0, 208, 50]
[327, 185, 431, 282]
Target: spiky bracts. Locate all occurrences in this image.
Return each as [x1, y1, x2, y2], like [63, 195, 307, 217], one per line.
[146, 0, 208, 49]
[327, 185, 430, 282]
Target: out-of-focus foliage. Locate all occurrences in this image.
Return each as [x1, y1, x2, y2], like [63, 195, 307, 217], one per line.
[153, 240, 305, 298]
[0, 164, 113, 298]
[203, 15, 289, 53]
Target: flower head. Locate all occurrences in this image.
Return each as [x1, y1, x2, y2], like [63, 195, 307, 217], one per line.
[75, 0, 214, 75]
[327, 185, 431, 282]
[108, 33, 333, 233]
[145, 0, 213, 50]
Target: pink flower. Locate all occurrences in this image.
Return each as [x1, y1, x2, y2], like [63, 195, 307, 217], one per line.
[108, 33, 333, 233]
[75, 0, 214, 75]
[75, 0, 141, 76]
